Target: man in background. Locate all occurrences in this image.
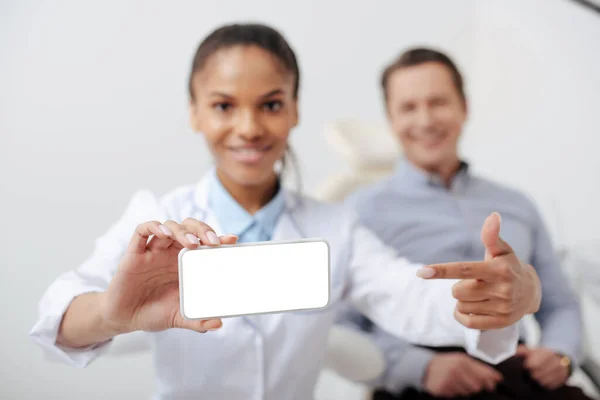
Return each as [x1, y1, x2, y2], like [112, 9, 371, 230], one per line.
[341, 47, 590, 400]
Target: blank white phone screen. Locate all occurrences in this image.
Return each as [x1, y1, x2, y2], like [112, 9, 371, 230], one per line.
[179, 240, 330, 319]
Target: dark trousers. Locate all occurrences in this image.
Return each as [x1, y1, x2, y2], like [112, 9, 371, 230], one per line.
[372, 346, 594, 400]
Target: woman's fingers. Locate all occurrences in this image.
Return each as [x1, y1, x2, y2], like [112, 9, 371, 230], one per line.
[181, 218, 222, 246]
[134, 219, 236, 252]
[162, 220, 203, 249]
[219, 235, 239, 245]
[456, 299, 512, 317]
[146, 224, 176, 251]
[173, 312, 223, 333]
[452, 279, 490, 302]
[454, 309, 510, 330]
[127, 221, 174, 254]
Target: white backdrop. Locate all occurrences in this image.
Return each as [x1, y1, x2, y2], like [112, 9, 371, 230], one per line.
[462, 0, 600, 249]
[1, 0, 598, 399]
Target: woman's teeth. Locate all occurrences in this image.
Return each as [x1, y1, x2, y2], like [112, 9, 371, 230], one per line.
[230, 147, 269, 163]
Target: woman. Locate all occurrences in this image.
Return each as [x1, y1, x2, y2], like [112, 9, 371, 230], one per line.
[30, 23, 540, 400]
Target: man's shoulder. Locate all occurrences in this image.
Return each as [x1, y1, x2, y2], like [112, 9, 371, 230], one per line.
[345, 176, 396, 209]
[470, 175, 536, 209]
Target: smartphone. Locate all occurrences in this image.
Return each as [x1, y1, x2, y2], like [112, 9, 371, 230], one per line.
[178, 239, 331, 320]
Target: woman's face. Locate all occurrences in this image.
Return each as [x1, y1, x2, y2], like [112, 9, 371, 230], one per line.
[189, 45, 298, 187]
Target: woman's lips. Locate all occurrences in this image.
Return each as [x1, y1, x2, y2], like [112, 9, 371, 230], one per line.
[228, 145, 272, 164]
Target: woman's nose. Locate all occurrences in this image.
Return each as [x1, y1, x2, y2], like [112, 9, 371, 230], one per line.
[236, 110, 265, 140]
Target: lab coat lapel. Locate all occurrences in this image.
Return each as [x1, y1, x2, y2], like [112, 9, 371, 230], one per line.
[271, 190, 305, 242]
[192, 170, 225, 235]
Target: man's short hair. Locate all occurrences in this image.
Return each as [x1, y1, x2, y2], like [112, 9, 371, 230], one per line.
[381, 47, 466, 106]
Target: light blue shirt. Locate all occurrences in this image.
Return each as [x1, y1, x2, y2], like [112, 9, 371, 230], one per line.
[208, 171, 285, 243]
[338, 159, 583, 393]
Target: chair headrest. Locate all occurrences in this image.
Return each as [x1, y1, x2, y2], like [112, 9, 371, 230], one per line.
[323, 118, 401, 169]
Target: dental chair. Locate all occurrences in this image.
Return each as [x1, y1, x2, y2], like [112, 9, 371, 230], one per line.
[310, 118, 600, 399]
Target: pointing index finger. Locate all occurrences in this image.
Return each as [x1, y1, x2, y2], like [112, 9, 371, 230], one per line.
[417, 261, 493, 280]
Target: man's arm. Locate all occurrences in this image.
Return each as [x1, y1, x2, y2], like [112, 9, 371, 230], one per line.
[530, 204, 583, 365]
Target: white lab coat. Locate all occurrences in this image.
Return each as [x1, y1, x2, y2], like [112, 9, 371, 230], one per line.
[30, 172, 517, 400]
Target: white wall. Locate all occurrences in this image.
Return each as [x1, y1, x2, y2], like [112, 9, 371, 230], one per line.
[0, 1, 477, 399]
[462, 0, 600, 366]
[461, 0, 600, 249]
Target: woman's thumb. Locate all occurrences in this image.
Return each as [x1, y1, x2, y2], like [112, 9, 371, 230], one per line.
[174, 313, 223, 333]
[481, 212, 513, 260]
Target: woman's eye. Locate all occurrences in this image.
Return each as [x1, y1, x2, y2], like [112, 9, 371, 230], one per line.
[430, 97, 448, 107]
[263, 101, 283, 112]
[400, 103, 415, 113]
[213, 103, 232, 112]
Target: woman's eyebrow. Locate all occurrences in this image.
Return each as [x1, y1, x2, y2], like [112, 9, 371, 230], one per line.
[260, 89, 284, 99]
[208, 91, 234, 99]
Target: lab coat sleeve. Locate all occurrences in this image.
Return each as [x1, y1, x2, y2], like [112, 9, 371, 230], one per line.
[344, 219, 518, 365]
[29, 190, 166, 368]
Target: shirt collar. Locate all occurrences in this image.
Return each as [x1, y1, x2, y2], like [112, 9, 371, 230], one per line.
[207, 170, 285, 238]
[394, 158, 471, 191]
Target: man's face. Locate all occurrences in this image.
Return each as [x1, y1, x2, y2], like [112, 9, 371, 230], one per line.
[386, 62, 467, 171]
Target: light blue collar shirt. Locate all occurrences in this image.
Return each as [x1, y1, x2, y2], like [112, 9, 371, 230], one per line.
[207, 170, 285, 243]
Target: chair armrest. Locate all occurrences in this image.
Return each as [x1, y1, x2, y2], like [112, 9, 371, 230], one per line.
[324, 325, 386, 383]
